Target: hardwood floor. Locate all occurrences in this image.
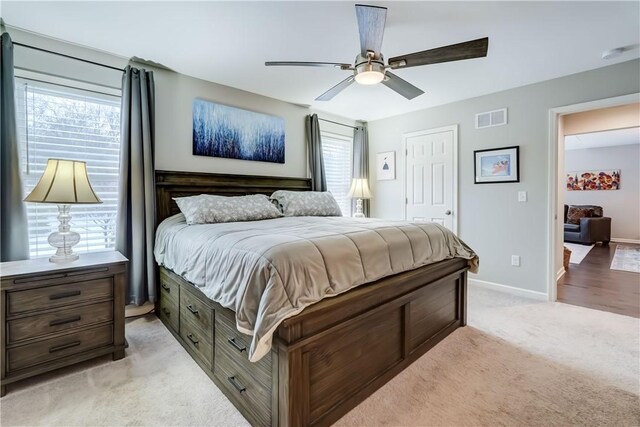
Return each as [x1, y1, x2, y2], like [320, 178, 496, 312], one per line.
[558, 243, 640, 317]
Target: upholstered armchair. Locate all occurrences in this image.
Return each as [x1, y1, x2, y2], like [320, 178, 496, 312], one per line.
[564, 204, 611, 245]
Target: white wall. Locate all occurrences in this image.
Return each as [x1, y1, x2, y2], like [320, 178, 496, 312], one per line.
[564, 144, 640, 241]
[368, 59, 640, 294]
[7, 26, 357, 180]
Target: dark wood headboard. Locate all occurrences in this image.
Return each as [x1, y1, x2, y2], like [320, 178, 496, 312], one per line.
[155, 170, 312, 224]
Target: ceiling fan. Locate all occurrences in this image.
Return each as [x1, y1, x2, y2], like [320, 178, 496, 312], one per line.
[265, 4, 489, 101]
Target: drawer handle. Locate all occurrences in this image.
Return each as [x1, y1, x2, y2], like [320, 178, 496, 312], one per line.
[49, 341, 81, 353]
[186, 304, 199, 316]
[49, 290, 81, 300]
[228, 376, 246, 394]
[162, 307, 171, 317]
[161, 283, 171, 292]
[49, 315, 81, 326]
[227, 336, 246, 353]
[187, 333, 199, 346]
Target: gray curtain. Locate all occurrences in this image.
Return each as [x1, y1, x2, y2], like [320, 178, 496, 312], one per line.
[116, 66, 156, 305]
[305, 114, 327, 191]
[352, 125, 370, 217]
[0, 32, 29, 261]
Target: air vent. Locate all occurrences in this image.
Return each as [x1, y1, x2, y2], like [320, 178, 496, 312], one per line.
[475, 108, 508, 129]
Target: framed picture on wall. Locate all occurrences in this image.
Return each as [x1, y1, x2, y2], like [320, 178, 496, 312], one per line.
[474, 146, 520, 184]
[377, 151, 396, 180]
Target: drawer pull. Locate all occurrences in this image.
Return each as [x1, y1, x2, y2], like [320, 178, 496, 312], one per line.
[186, 304, 199, 316]
[161, 283, 171, 292]
[187, 333, 199, 346]
[49, 341, 81, 353]
[49, 290, 81, 300]
[227, 336, 246, 353]
[162, 307, 171, 316]
[49, 315, 81, 326]
[228, 376, 246, 394]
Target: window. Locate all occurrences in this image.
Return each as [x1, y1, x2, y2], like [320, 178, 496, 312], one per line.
[15, 81, 121, 258]
[321, 132, 353, 216]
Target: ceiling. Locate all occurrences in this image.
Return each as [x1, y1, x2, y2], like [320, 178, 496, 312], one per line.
[2, 1, 639, 121]
[565, 127, 640, 151]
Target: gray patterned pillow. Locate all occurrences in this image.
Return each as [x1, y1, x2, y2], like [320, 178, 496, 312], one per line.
[271, 190, 343, 217]
[174, 194, 283, 224]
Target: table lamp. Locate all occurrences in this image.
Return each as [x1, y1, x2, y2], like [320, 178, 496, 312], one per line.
[347, 178, 372, 218]
[24, 159, 102, 263]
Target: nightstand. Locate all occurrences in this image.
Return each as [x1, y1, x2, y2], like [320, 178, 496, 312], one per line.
[0, 251, 128, 397]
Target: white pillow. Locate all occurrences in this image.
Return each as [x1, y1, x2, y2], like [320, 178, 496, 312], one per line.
[174, 194, 283, 224]
[270, 190, 343, 217]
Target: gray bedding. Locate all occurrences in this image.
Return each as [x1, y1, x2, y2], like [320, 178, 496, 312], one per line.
[154, 214, 478, 362]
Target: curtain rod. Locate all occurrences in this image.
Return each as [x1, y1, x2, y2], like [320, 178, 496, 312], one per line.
[13, 41, 125, 73]
[319, 117, 357, 130]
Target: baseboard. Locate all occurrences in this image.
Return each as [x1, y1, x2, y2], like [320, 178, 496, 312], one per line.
[556, 267, 566, 281]
[468, 278, 548, 301]
[611, 238, 640, 245]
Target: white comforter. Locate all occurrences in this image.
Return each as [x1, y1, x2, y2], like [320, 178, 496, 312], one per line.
[154, 214, 478, 362]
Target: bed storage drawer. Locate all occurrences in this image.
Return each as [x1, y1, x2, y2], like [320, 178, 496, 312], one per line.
[179, 318, 213, 369]
[158, 293, 179, 333]
[214, 344, 272, 426]
[179, 287, 213, 336]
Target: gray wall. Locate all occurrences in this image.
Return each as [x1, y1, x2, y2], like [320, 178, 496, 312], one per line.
[368, 59, 640, 294]
[7, 26, 356, 180]
[565, 144, 640, 241]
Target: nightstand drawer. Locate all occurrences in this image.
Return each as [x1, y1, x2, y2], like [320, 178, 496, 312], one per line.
[7, 301, 113, 344]
[7, 278, 113, 315]
[7, 323, 113, 372]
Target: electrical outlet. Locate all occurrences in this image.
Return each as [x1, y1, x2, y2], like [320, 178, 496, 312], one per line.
[518, 191, 527, 202]
[511, 255, 521, 267]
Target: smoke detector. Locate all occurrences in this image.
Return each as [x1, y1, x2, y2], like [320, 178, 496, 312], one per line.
[602, 47, 624, 60]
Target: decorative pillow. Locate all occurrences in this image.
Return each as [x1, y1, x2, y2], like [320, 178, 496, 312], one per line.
[566, 206, 593, 225]
[270, 190, 343, 217]
[174, 194, 283, 224]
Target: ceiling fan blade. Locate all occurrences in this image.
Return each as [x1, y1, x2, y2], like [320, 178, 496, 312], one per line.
[265, 61, 352, 70]
[355, 4, 387, 57]
[388, 37, 489, 69]
[382, 72, 424, 100]
[315, 76, 355, 101]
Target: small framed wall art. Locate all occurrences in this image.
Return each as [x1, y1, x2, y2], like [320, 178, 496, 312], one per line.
[377, 151, 396, 180]
[474, 145, 520, 184]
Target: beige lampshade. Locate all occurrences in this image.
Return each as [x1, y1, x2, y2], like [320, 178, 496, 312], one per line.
[24, 159, 102, 204]
[346, 178, 372, 199]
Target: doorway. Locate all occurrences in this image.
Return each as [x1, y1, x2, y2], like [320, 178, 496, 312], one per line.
[548, 94, 640, 317]
[403, 125, 458, 233]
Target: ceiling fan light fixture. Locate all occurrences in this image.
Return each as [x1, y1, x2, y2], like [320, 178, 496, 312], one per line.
[355, 69, 385, 85]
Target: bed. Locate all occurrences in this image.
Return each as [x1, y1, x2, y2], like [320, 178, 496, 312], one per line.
[154, 170, 476, 427]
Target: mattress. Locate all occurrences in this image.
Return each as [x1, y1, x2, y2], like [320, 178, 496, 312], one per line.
[154, 214, 478, 362]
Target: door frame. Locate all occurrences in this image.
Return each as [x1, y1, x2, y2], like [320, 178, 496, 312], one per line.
[546, 93, 639, 302]
[402, 124, 459, 234]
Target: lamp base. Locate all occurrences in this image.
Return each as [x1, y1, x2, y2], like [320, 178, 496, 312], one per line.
[48, 204, 81, 263]
[352, 198, 366, 218]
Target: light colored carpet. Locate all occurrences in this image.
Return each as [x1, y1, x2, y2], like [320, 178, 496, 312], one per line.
[564, 242, 595, 264]
[611, 244, 640, 273]
[1, 286, 639, 426]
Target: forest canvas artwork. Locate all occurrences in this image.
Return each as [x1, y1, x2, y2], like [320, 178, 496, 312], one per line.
[193, 99, 285, 163]
[567, 170, 621, 191]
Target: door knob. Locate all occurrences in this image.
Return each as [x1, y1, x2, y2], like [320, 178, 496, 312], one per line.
[445, 210, 452, 215]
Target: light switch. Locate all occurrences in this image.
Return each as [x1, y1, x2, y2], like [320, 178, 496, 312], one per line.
[518, 191, 527, 202]
[511, 255, 521, 267]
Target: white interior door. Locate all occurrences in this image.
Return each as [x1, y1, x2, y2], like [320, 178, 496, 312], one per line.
[404, 126, 457, 232]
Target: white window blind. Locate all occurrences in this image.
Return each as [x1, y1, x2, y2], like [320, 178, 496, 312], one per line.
[321, 132, 353, 216]
[15, 81, 121, 258]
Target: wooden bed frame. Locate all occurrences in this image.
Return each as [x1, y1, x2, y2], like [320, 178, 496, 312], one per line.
[155, 170, 469, 427]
